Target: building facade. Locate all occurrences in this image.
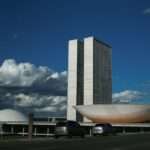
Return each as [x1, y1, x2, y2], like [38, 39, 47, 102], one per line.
[67, 36, 112, 122]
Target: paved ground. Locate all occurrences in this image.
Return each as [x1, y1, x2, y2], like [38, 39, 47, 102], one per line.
[0, 133, 150, 150]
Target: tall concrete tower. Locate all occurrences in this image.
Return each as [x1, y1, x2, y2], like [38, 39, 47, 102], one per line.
[67, 39, 84, 121]
[67, 36, 112, 122]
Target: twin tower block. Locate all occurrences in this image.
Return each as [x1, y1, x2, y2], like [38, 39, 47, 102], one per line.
[67, 36, 112, 122]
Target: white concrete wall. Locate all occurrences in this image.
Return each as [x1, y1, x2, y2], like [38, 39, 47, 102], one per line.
[83, 37, 94, 122]
[67, 40, 78, 121]
[84, 37, 94, 106]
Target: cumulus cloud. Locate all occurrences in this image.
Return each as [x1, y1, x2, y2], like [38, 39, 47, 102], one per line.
[0, 91, 67, 116]
[0, 59, 47, 86]
[14, 93, 66, 107]
[0, 59, 67, 95]
[143, 8, 150, 15]
[112, 90, 143, 104]
[0, 59, 67, 117]
[14, 93, 67, 112]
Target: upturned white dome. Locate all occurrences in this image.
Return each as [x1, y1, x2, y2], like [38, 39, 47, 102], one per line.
[0, 109, 28, 122]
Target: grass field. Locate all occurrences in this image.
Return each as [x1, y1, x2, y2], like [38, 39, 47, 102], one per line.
[0, 133, 150, 150]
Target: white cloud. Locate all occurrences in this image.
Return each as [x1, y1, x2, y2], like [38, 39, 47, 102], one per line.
[14, 93, 66, 108]
[13, 93, 67, 113]
[0, 59, 67, 95]
[34, 106, 57, 112]
[0, 59, 49, 86]
[143, 8, 150, 15]
[112, 90, 142, 104]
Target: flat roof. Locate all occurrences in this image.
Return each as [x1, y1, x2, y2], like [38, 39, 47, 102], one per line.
[69, 36, 112, 48]
[94, 37, 112, 48]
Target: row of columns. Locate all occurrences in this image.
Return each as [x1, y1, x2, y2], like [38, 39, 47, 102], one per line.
[9, 125, 52, 136]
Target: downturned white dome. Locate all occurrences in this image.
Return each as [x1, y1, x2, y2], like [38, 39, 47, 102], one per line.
[0, 109, 28, 122]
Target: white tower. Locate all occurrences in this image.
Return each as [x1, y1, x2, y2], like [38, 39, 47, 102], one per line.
[67, 39, 84, 121]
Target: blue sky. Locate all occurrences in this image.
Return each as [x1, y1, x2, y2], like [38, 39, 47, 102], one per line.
[0, 0, 150, 115]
